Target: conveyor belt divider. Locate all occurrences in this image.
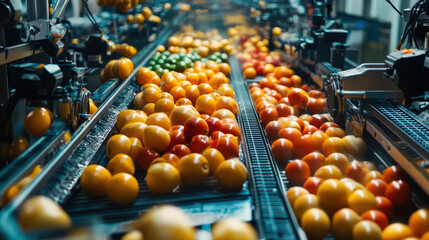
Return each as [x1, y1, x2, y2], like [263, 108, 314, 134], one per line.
[229, 56, 301, 240]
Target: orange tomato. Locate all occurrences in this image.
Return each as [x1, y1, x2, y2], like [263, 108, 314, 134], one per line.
[107, 153, 135, 175]
[243, 67, 256, 79]
[146, 112, 171, 130]
[175, 98, 193, 106]
[146, 162, 181, 194]
[211, 218, 258, 240]
[326, 153, 349, 174]
[212, 109, 236, 121]
[322, 137, 346, 156]
[409, 209, 429, 237]
[302, 152, 327, 175]
[348, 189, 377, 215]
[382, 223, 414, 240]
[332, 208, 361, 240]
[353, 220, 382, 240]
[170, 86, 187, 101]
[317, 179, 350, 215]
[198, 83, 214, 95]
[107, 173, 139, 205]
[120, 122, 147, 143]
[214, 159, 247, 189]
[314, 165, 343, 180]
[196, 95, 216, 115]
[202, 148, 225, 175]
[143, 125, 170, 153]
[285, 160, 310, 186]
[154, 98, 175, 115]
[301, 208, 330, 240]
[24, 107, 52, 137]
[176, 153, 209, 186]
[106, 134, 132, 159]
[293, 194, 319, 220]
[216, 96, 239, 115]
[170, 105, 199, 126]
[80, 165, 112, 197]
[8, 136, 29, 160]
[142, 87, 161, 105]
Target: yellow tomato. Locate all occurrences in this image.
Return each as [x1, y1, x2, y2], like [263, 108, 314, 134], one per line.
[146, 162, 181, 194]
[214, 159, 247, 189]
[177, 153, 209, 186]
[107, 153, 135, 175]
[107, 173, 139, 205]
[105, 134, 132, 159]
[80, 164, 112, 197]
[24, 107, 52, 137]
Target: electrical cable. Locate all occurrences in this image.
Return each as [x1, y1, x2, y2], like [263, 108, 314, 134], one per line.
[385, 0, 403, 16]
[81, 0, 103, 37]
[396, 0, 426, 50]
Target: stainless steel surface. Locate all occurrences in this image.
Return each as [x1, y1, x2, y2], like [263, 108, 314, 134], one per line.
[326, 63, 404, 126]
[0, 43, 43, 65]
[52, 0, 69, 20]
[366, 120, 429, 196]
[26, 0, 49, 21]
[336, 63, 399, 90]
[340, 90, 403, 99]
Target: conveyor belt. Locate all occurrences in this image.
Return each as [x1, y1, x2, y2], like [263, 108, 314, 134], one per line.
[0, 121, 66, 201]
[230, 56, 301, 240]
[367, 99, 429, 160]
[0, 13, 185, 240]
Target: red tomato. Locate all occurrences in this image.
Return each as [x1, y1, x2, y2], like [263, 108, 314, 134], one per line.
[366, 179, 388, 197]
[361, 210, 388, 229]
[385, 180, 411, 207]
[271, 138, 294, 165]
[278, 127, 302, 143]
[220, 118, 239, 127]
[205, 117, 222, 135]
[169, 144, 191, 158]
[265, 121, 283, 143]
[302, 152, 327, 175]
[210, 131, 224, 141]
[220, 123, 242, 140]
[345, 160, 368, 184]
[170, 125, 184, 132]
[189, 135, 213, 153]
[375, 196, 394, 218]
[259, 108, 279, 126]
[161, 153, 179, 166]
[184, 117, 209, 141]
[383, 166, 406, 183]
[285, 160, 310, 186]
[211, 136, 239, 159]
[303, 176, 324, 194]
[319, 122, 339, 131]
[199, 114, 210, 121]
[302, 125, 319, 135]
[276, 103, 293, 117]
[168, 130, 187, 149]
[309, 114, 329, 128]
[135, 147, 160, 171]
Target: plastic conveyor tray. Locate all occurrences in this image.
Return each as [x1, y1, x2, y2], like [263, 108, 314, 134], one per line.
[55, 56, 301, 239]
[366, 99, 429, 160]
[244, 70, 429, 240]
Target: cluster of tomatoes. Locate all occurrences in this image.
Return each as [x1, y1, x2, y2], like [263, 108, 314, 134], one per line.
[100, 57, 135, 83]
[249, 65, 429, 239]
[80, 58, 249, 206]
[235, 34, 283, 79]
